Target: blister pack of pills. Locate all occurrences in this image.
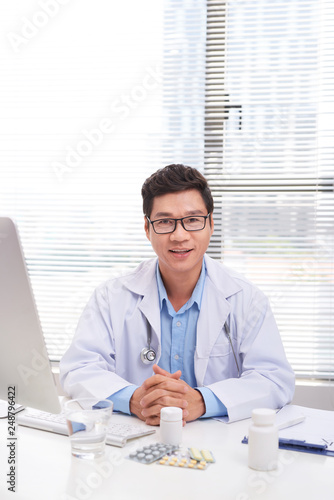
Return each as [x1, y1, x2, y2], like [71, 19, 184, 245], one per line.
[157, 451, 208, 470]
[188, 447, 215, 463]
[127, 443, 178, 464]
[157, 447, 215, 470]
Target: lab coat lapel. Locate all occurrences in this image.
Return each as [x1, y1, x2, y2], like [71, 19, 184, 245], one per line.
[195, 279, 230, 386]
[195, 255, 242, 386]
[139, 290, 161, 344]
[125, 258, 161, 347]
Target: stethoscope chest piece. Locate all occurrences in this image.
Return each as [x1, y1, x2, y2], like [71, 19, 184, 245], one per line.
[141, 318, 157, 364]
[140, 347, 157, 364]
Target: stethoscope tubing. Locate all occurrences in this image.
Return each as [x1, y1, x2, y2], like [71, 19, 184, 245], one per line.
[141, 319, 240, 378]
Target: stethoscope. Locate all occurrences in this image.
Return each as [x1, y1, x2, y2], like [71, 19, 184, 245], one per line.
[224, 320, 240, 378]
[140, 319, 240, 378]
[140, 320, 157, 364]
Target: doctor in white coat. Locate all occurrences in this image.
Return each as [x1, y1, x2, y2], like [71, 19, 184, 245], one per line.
[60, 164, 295, 425]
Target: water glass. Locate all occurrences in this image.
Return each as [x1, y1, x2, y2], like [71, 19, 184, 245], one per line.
[64, 398, 113, 459]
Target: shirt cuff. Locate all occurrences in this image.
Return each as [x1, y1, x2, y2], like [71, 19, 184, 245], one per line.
[108, 385, 138, 415]
[196, 387, 228, 419]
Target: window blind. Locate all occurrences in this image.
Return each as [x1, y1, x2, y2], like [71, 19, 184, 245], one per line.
[204, 0, 334, 379]
[0, 0, 207, 359]
[0, 1, 333, 379]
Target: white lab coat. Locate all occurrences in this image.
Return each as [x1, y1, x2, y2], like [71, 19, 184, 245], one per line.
[60, 255, 295, 422]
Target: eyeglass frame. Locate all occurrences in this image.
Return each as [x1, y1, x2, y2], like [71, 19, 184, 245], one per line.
[146, 213, 211, 234]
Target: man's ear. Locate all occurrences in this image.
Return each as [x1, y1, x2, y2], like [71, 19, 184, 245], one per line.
[209, 213, 214, 235]
[144, 216, 150, 241]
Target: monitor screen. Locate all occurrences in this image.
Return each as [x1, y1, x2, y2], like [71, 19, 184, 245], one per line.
[0, 217, 61, 413]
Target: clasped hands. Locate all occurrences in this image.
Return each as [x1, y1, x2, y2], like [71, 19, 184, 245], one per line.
[129, 364, 205, 426]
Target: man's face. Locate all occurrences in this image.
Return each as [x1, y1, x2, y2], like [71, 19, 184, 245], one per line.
[145, 189, 214, 282]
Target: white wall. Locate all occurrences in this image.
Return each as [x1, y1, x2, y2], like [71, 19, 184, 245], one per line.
[292, 381, 334, 411]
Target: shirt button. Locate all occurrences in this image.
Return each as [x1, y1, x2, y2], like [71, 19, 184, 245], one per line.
[174, 354, 179, 360]
[176, 321, 181, 327]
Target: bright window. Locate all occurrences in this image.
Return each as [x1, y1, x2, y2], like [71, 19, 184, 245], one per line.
[206, 0, 334, 379]
[0, 1, 333, 380]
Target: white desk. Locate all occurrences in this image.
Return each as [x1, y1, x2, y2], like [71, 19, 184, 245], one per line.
[1, 413, 333, 500]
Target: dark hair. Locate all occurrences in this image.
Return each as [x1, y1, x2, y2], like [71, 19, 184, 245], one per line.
[141, 164, 214, 218]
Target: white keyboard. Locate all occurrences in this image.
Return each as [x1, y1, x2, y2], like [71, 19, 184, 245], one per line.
[17, 408, 156, 447]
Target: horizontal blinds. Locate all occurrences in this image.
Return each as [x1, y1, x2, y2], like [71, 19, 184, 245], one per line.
[1, 0, 333, 379]
[0, 0, 206, 359]
[205, 0, 334, 379]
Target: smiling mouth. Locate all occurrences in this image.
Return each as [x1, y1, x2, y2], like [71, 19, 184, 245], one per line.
[170, 249, 192, 254]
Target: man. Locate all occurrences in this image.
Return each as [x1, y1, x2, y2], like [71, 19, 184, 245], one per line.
[60, 164, 295, 425]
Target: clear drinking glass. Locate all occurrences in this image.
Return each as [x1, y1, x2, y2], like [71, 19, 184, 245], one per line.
[64, 398, 113, 459]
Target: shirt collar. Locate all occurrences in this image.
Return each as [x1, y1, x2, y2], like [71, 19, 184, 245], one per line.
[156, 259, 206, 312]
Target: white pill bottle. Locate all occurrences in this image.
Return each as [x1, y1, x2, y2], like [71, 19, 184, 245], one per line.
[248, 408, 278, 471]
[160, 407, 182, 446]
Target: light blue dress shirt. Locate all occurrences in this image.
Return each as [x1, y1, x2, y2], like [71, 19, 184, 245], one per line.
[109, 260, 227, 418]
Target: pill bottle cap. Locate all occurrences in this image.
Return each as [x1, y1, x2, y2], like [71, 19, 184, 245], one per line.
[160, 407, 182, 422]
[251, 408, 276, 426]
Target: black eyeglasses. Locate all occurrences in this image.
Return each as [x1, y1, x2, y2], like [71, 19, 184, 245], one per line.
[146, 213, 211, 234]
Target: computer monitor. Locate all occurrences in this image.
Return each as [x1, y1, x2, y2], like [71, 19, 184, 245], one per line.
[0, 217, 61, 413]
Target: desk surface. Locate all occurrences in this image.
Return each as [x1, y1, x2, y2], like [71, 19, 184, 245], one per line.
[1, 413, 333, 500]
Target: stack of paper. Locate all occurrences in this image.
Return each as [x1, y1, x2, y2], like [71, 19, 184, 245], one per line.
[276, 405, 334, 454]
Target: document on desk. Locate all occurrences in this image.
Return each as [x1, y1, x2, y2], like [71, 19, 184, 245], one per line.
[238, 405, 334, 456]
[241, 405, 334, 456]
[277, 405, 334, 455]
